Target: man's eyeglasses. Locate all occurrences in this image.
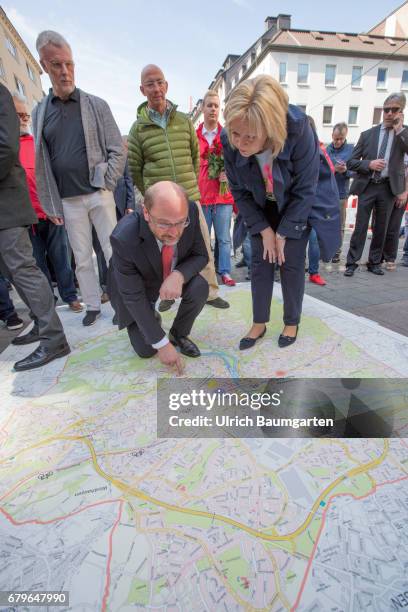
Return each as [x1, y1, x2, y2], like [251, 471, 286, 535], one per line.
[17, 113, 30, 120]
[147, 212, 190, 230]
[48, 60, 75, 71]
[383, 107, 401, 114]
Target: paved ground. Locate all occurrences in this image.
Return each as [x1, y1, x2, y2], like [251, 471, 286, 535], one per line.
[1, 230, 407, 353]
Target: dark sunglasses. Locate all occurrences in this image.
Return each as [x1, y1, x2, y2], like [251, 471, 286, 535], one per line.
[383, 107, 401, 114]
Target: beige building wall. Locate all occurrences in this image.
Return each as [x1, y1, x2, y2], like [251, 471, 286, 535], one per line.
[0, 7, 43, 109]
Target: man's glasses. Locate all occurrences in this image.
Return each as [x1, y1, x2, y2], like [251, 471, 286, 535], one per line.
[147, 212, 190, 230]
[17, 113, 30, 120]
[383, 107, 401, 114]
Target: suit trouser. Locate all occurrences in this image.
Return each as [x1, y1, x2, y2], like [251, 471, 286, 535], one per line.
[346, 182, 395, 267]
[382, 204, 405, 262]
[335, 198, 348, 256]
[62, 190, 117, 310]
[251, 229, 310, 325]
[0, 227, 65, 348]
[195, 202, 219, 300]
[127, 275, 208, 358]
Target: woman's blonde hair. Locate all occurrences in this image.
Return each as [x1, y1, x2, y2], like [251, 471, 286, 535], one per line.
[224, 75, 288, 157]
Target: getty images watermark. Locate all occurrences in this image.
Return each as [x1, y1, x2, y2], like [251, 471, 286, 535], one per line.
[167, 388, 332, 430]
[157, 378, 406, 439]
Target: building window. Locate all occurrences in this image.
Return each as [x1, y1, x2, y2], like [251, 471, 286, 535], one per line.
[323, 106, 333, 125]
[348, 106, 359, 125]
[401, 70, 408, 90]
[0, 58, 5, 81]
[325, 64, 336, 86]
[14, 76, 26, 98]
[297, 104, 307, 113]
[372, 107, 382, 125]
[26, 62, 36, 83]
[377, 68, 387, 88]
[279, 62, 287, 84]
[297, 63, 309, 84]
[352, 66, 362, 87]
[5, 36, 17, 59]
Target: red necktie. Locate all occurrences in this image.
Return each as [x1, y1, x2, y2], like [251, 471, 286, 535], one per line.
[162, 245, 174, 280]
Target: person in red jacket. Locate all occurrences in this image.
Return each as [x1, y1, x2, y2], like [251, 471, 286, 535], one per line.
[13, 94, 82, 312]
[197, 91, 235, 286]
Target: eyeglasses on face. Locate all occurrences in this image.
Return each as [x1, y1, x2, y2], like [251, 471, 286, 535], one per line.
[48, 60, 75, 70]
[147, 213, 190, 230]
[383, 107, 401, 114]
[17, 112, 30, 119]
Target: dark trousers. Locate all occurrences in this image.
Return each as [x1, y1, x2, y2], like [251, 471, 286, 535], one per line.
[0, 274, 15, 321]
[251, 230, 310, 325]
[346, 182, 395, 267]
[127, 275, 208, 358]
[382, 204, 405, 262]
[29, 220, 77, 304]
[0, 227, 65, 348]
[93, 208, 121, 291]
[92, 227, 108, 291]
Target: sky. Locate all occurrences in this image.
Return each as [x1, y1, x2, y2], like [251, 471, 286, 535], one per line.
[5, 0, 405, 132]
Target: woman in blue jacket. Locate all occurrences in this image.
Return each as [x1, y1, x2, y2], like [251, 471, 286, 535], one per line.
[221, 75, 340, 349]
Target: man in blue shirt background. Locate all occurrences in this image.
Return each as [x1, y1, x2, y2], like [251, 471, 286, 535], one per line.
[326, 122, 354, 263]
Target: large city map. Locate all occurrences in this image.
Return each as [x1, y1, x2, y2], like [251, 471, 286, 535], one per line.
[1, 285, 408, 611]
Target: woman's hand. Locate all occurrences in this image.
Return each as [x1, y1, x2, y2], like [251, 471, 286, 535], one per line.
[260, 226, 278, 263]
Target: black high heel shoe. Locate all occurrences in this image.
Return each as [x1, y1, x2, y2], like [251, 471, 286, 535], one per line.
[239, 326, 266, 350]
[278, 325, 298, 348]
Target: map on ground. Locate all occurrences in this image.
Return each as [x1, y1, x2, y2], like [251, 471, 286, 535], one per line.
[1, 285, 407, 611]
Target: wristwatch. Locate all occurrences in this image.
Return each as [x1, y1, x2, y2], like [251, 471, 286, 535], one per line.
[276, 232, 286, 240]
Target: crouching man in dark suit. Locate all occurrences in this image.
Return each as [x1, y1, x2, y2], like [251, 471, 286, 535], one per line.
[108, 181, 209, 374]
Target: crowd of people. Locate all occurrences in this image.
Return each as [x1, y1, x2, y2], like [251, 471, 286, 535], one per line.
[1, 29, 407, 374]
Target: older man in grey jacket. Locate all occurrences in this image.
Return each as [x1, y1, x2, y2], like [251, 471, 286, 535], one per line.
[32, 31, 125, 326]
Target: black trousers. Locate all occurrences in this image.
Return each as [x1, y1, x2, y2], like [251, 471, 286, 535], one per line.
[346, 181, 395, 267]
[250, 201, 310, 325]
[127, 274, 209, 358]
[382, 204, 405, 262]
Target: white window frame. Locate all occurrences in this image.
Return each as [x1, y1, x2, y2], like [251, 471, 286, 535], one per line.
[351, 65, 363, 88]
[297, 63, 309, 85]
[279, 62, 287, 84]
[5, 36, 17, 59]
[323, 106, 333, 125]
[348, 106, 359, 125]
[325, 64, 337, 86]
[377, 67, 388, 89]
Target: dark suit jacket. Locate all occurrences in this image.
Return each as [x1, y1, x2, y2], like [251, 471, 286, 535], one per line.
[108, 201, 208, 344]
[347, 124, 408, 196]
[114, 159, 136, 217]
[221, 105, 340, 261]
[0, 83, 37, 230]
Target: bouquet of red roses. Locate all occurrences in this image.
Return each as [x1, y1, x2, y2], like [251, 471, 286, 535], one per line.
[206, 141, 229, 196]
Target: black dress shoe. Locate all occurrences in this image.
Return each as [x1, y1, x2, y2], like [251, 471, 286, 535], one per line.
[158, 299, 175, 312]
[278, 325, 298, 348]
[169, 331, 200, 357]
[206, 297, 230, 309]
[13, 342, 71, 372]
[239, 326, 266, 350]
[331, 254, 340, 264]
[11, 328, 40, 345]
[367, 265, 384, 275]
[344, 266, 355, 277]
[235, 258, 247, 268]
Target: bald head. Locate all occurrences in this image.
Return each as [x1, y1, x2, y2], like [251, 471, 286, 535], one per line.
[140, 64, 168, 114]
[143, 182, 189, 245]
[141, 64, 164, 84]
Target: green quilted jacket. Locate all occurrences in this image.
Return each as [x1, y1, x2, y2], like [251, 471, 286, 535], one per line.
[128, 101, 200, 200]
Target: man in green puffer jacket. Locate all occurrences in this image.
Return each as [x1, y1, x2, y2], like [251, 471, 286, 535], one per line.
[128, 64, 229, 311]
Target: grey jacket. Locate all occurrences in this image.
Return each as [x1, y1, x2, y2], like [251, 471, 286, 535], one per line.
[32, 88, 126, 217]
